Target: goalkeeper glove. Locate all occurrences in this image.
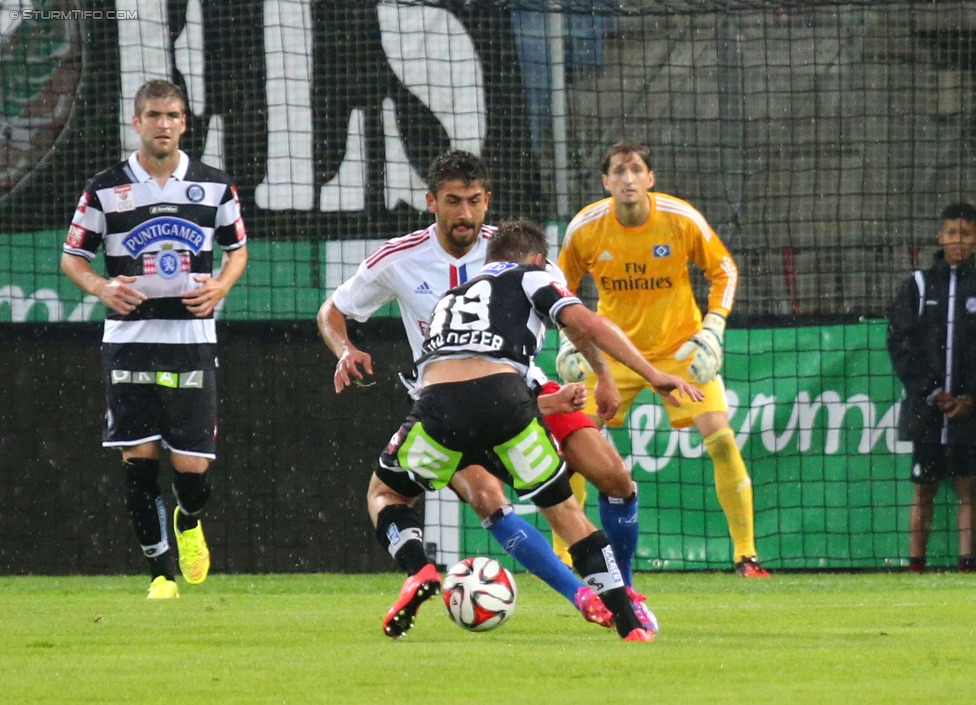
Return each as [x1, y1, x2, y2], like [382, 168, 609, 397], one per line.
[555, 331, 592, 383]
[674, 311, 726, 384]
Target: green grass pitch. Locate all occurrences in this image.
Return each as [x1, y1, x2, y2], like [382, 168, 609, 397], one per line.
[1, 572, 974, 704]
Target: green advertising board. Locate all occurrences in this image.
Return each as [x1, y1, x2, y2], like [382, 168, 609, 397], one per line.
[1, 232, 332, 322]
[2, 233, 956, 571]
[457, 324, 948, 572]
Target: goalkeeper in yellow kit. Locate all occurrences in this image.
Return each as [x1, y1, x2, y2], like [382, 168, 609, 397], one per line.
[556, 141, 768, 577]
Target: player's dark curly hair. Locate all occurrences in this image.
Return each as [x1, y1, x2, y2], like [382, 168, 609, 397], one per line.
[940, 202, 976, 225]
[487, 217, 548, 264]
[600, 141, 652, 174]
[134, 79, 187, 116]
[425, 150, 491, 196]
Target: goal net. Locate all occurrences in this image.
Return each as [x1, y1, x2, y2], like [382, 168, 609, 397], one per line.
[3, 0, 974, 570]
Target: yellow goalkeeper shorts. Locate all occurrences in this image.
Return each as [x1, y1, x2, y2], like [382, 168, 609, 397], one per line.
[582, 354, 728, 429]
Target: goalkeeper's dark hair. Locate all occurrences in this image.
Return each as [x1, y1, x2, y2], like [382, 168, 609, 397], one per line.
[600, 141, 652, 174]
[425, 150, 491, 196]
[939, 202, 976, 225]
[134, 79, 187, 116]
[487, 217, 548, 264]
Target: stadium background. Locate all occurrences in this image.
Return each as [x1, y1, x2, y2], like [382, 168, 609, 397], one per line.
[2, 0, 975, 574]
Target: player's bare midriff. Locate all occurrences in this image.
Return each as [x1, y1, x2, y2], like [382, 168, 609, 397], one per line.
[421, 357, 519, 386]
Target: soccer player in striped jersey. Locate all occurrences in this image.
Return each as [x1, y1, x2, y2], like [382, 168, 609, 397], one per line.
[370, 217, 700, 640]
[60, 79, 248, 598]
[318, 150, 659, 633]
[558, 141, 769, 577]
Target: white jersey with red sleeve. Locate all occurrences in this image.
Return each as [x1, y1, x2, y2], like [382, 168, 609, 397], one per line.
[331, 224, 495, 360]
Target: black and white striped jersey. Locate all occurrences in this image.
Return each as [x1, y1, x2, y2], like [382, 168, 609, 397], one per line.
[415, 261, 582, 382]
[63, 151, 246, 370]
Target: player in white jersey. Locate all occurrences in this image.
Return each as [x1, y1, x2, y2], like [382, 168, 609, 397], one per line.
[330, 220, 494, 379]
[318, 150, 657, 632]
[60, 80, 248, 599]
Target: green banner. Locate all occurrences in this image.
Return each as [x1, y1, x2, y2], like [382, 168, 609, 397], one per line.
[457, 323, 957, 571]
[0, 232, 331, 322]
[4, 239, 959, 571]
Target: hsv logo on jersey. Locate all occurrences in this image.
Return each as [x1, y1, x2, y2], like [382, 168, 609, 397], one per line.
[653, 244, 671, 258]
[483, 262, 517, 275]
[122, 216, 207, 256]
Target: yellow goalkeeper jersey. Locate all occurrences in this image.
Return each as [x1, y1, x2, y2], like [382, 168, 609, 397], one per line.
[558, 193, 737, 360]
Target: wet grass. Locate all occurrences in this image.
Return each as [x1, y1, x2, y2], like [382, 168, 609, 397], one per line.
[1, 571, 974, 704]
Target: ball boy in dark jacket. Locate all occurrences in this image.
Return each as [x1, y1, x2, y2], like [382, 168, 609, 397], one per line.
[887, 202, 976, 572]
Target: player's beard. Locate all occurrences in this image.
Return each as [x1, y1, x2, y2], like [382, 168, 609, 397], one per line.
[444, 220, 479, 252]
[140, 129, 181, 160]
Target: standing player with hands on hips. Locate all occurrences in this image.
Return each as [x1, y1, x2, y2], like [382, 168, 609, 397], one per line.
[367, 217, 701, 640]
[557, 141, 768, 577]
[60, 79, 248, 598]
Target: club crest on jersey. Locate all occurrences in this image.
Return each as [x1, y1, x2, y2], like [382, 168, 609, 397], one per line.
[653, 244, 671, 258]
[114, 184, 134, 212]
[143, 250, 191, 279]
[123, 216, 207, 256]
[186, 184, 205, 202]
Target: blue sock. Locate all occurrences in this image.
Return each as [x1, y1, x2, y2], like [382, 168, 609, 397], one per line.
[599, 488, 639, 586]
[485, 506, 584, 604]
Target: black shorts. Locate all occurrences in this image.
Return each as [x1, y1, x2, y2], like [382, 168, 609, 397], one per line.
[910, 441, 976, 483]
[377, 373, 572, 508]
[102, 369, 218, 458]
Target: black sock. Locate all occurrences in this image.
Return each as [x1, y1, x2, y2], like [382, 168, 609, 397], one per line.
[569, 530, 640, 637]
[375, 504, 430, 575]
[148, 555, 174, 581]
[172, 470, 212, 532]
[124, 458, 174, 580]
[598, 587, 640, 637]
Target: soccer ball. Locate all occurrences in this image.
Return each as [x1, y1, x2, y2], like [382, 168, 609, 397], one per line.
[555, 336, 591, 383]
[442, 557, 517, 632]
